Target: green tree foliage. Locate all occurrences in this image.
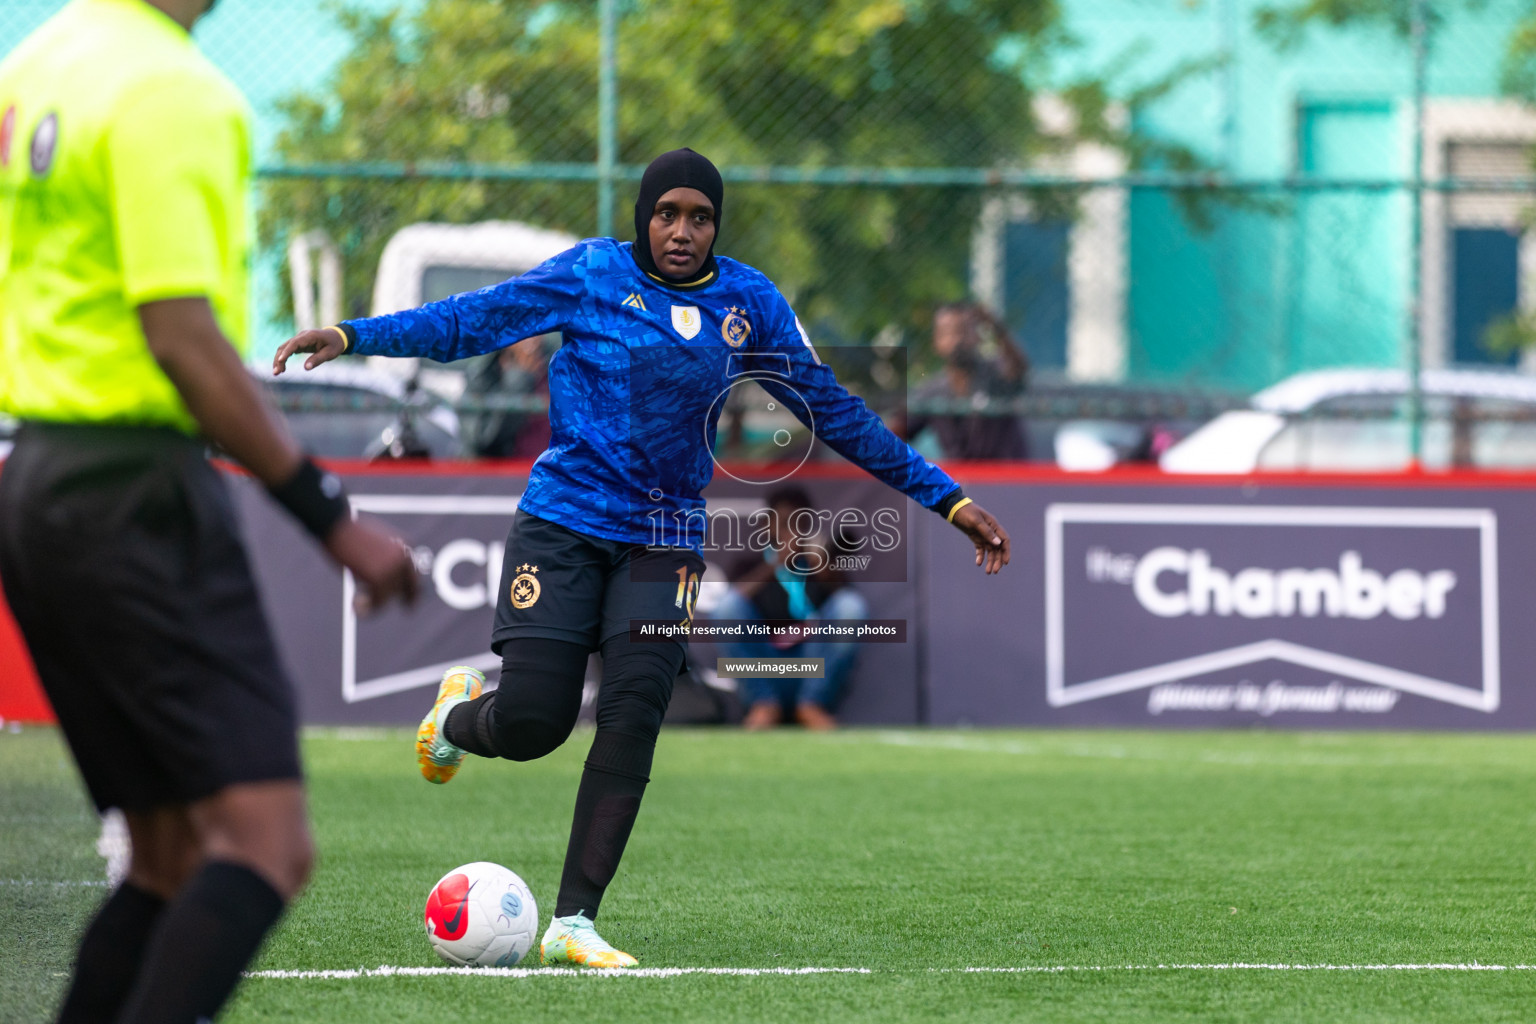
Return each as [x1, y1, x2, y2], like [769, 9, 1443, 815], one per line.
[1253, 0, 1429, 49]
[1503, 9, 1536, 115]
[262, 0, 1137, 345]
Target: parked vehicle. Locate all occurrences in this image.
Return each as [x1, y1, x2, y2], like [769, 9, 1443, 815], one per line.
[1028, 378, 1241, 470]
[259, 362, 460, 460]
[292, 220, 579, 404]
[1160, 368, 1536, 473]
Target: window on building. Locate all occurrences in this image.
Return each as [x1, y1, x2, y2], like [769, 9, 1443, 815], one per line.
[1002, 218, 1071, 371]
[1445, 141, 1531, 367]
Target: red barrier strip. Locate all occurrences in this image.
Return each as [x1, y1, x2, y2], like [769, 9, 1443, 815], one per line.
[0, 583, 48, 725]
[313, 457, 1536, 489]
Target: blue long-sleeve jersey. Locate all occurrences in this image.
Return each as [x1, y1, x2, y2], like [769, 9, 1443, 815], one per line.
[345, 238, 960, 548]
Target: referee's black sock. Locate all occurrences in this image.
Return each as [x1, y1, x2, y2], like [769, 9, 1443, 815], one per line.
[553, 729, 654, 920]
[55, 882, 165, 1024]
[115, 861, 285, 1024]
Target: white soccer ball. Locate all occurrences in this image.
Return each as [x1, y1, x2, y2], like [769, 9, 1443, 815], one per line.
[423, 861, 539, 968]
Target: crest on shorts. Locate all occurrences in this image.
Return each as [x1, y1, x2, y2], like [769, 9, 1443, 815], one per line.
[0, 106, 15, 169]
[670, 305, 701, 340]
[510, 564, 541, 610]
[721, 307, 751, 348]
[30, 111, 57, 177]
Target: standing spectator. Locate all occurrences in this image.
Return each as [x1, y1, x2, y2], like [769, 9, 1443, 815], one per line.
[715, 487, 869, 730]
[905, 302, 1030, 460]
[464, 332, 554, 458]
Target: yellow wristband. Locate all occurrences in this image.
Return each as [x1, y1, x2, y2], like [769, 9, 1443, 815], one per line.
[945, 497, 974, 523]
[326, 325, 350, 354]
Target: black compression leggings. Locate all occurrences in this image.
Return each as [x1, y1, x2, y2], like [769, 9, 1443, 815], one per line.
[444, 635, 687, 920]
[448, 636, 686, 761]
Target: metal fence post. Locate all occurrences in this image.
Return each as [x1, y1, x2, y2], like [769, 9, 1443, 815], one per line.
[597, 0, 617, 239]
[1407, 0, 1428, 465]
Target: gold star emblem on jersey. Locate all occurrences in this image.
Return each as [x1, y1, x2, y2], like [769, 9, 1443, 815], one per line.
[721, 306, 751, 348]
[510, 563, 542, 610]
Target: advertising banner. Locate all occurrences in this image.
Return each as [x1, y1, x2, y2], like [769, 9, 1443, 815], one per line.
[14, 461, 1533, 729]
[232, 466, 922, 726]
[922, 478, 1536, 729]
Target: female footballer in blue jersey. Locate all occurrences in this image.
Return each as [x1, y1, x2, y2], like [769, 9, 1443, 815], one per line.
[274, 149, 1010, 967]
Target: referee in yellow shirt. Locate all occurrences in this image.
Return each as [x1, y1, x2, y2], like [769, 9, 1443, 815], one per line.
[0, 2, 418, 1021]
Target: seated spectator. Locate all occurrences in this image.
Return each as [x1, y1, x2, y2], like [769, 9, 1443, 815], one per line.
[904, 302, 1029, 460]
[713, 486, 868, 730]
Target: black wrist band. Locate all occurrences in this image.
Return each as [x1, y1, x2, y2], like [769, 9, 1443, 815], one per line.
[334, 322, 359, 354]
[269, 458, 350, 540]
[932, 487, 968, 521]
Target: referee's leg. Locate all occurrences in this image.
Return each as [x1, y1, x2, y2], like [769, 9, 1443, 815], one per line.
[121, 783, 312, 902]
[0, 431, 314, 1024]
[102, 783, 312, 1024]
[55, 789, 310, 1024]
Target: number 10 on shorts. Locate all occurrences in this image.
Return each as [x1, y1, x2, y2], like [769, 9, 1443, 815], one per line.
[674, 566, 700, 619]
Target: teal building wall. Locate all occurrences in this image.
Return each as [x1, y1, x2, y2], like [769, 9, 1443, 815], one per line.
[1053, 0, 1530, 390]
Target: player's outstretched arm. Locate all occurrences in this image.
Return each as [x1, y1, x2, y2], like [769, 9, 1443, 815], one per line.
[272, 247, 586, 373]
[760, 333, 1010, 574]
[949, 501, 1011, 575]
[141, 299, 418, 612]
[272, 326, 348, 375]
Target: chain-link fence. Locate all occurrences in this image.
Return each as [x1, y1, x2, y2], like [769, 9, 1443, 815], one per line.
[5, 0, 1536, 463]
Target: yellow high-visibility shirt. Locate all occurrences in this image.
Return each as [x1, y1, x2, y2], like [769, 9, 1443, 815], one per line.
[0, 0, 252, 432]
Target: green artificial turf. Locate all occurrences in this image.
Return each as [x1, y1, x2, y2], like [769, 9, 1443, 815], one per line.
[4, 725, 1536, 1022]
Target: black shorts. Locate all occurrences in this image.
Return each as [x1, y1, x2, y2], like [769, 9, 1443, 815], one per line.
[490, 510, 705, 653]
[0, 423, 301, 813]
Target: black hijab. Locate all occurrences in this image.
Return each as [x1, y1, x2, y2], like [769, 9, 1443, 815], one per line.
[631, 148, 723, 287]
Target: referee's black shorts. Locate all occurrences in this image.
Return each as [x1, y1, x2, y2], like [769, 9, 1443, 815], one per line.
[0, 423, 301, 813]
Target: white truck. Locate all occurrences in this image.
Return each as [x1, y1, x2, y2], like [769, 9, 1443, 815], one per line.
[290, 220, 579, 402]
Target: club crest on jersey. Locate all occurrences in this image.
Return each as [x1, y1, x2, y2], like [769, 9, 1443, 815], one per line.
[721, 307, 751, 348]
[29, 111, 57, 177]
[0, 106, 15, 169]
[510, 564, 541, 610]
[671, 305, 701, 339]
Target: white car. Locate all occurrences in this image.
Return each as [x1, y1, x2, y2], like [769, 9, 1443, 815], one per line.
[1160, 367, 1536, 473]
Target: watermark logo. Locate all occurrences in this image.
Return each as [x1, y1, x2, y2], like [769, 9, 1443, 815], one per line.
[644, 503, 902, 573]
[623, 343, 912, 583]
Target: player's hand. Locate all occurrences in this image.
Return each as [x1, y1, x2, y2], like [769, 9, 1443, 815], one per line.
[324, 517, 421, 615]
[272, 328, 347, 375]
[951, 502, 1010, 575]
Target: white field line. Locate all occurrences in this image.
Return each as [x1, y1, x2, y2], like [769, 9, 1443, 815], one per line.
[959, 964, 1536, 973]
[245, 963, 1536, 981]
[0, 879, 108, 888]
[851, 731, 1521, 770]
[247, 966, 872, 980]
